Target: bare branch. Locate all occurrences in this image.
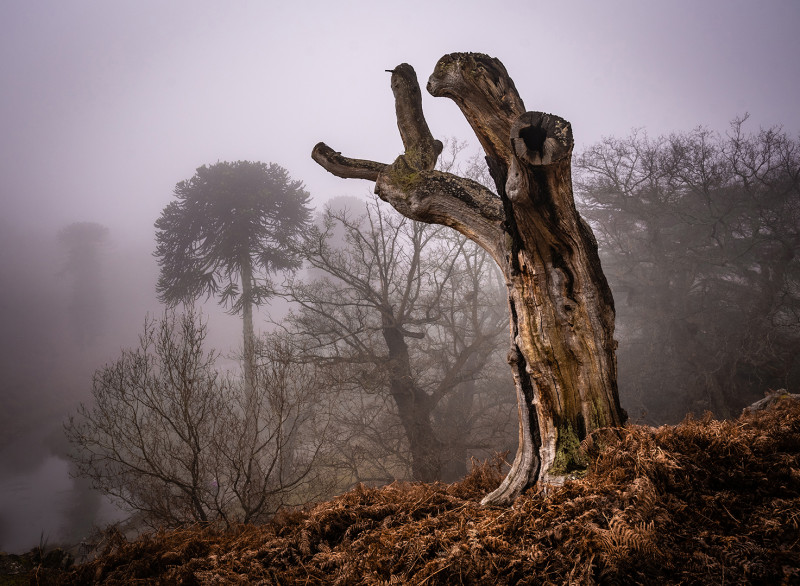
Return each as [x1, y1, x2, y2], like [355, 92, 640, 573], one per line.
[311, 142, 387, 181]
[388, 63, 443, 170]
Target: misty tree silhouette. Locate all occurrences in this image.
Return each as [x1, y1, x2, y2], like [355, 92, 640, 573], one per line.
[58, 221, 109, 348]
[154, 160, 312, 387]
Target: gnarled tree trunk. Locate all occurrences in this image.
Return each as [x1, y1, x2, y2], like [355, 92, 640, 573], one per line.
[312, 53, 625, 505]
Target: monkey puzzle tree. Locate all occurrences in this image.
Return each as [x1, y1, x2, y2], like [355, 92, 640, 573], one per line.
[312, 53, 625, 505]
[154, 161, 312, 385]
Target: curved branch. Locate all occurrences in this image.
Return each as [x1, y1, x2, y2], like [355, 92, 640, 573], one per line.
[311, 60, 506, 259]
[311, 143, 387, 181]
[427, 53, 526, 179]
[388, 64, 443, 170]
[376, 168, 505, 262]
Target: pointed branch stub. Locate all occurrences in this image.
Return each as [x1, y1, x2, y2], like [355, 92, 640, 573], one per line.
[389, 64, 443, 171]
[311, 143, 386, 182]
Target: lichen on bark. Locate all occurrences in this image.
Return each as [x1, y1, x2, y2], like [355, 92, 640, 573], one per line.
[548, 422, 589, 477]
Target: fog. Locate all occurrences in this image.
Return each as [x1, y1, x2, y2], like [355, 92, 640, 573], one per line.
[1, 0, 799, 553]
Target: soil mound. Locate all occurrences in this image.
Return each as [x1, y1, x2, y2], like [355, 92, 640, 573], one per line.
[58, 399, 800, 584]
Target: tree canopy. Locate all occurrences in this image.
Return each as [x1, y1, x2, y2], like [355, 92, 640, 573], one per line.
[154, 161, 312, 315]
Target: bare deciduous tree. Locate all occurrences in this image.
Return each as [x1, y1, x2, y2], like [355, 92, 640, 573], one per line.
[282, 196, 513, 484]
[421, 231, 515, 481]
[575, 118, 800, 421]
[312, 53, 625, 504]
[65, 310, 328, 528]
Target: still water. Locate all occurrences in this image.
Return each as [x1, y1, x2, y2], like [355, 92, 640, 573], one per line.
[0, 455, 72, 552]
[0, 439, 122, 554]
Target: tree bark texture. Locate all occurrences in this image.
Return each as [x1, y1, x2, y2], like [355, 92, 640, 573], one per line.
[312, 53, 625, 505]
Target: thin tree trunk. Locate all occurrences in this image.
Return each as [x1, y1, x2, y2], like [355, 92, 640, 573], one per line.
[312, 53, 625, 505]
[239, 257, 261, 495]
[240, 257, 256, 395]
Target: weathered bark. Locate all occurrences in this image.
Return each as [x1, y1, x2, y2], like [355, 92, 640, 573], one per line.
[312, 53, 625, 505]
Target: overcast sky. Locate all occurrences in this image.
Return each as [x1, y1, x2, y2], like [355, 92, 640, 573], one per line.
[1, 0, 799, 551]
[2, 0, 799, 244]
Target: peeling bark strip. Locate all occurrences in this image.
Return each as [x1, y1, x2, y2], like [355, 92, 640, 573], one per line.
[312, 52, 625, 505]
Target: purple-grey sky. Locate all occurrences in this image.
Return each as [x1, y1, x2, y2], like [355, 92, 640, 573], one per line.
[1, 0, 799, 552]
[2, 0, 799, 243]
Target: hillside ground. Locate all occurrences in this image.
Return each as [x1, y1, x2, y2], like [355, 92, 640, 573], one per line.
[22, 397, 800, 584]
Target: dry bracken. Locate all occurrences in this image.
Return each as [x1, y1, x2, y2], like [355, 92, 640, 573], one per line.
[57, 400, 800, 585]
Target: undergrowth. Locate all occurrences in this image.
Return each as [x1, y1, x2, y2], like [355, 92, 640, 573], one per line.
[56, 400, 800, 585]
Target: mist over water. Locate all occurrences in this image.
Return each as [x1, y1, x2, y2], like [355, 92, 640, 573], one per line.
[0, 454, 72, 551]
[0, 223, 251, 552]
